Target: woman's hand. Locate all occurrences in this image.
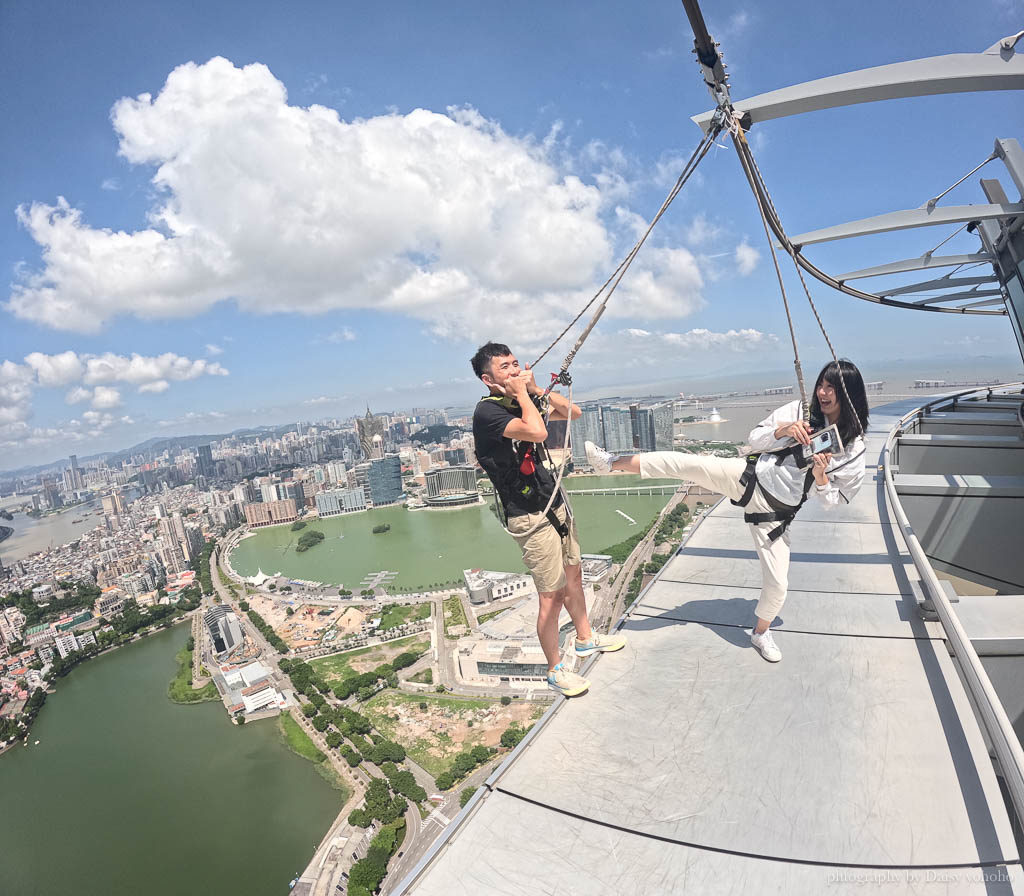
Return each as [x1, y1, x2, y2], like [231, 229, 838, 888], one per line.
[811, 451, 833, 486]
[774, 420, 812, 445]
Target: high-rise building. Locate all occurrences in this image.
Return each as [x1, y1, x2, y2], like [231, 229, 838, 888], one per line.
[356, 407, 387, 459]
[571, 405, 605, 464]
[197, 444, 215, 479]
[243, 499, 298, 527]
[424, 465, 479, 508]
[601, 406, 634, 453]
[653, 403, 675, 451]
[279, 481, 305, 509]
[630, 406, 656, 452]
[368, 455, 403, 506]
[315, 487, 367, 517]
[68, 454, 83, 490]
[203, 605, 243, 657]
[231, 482, 256, 505]
[54, 631, 80, 659]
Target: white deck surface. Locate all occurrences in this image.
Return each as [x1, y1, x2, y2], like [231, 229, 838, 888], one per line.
[396, 401, 1023, 895]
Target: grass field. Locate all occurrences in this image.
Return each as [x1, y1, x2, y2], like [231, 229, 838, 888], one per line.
[379, 602, 432, 631]
[279, 711, 326, 762]
[363, 692, 543, 777]
[442, 596, 468, 638]
[277, 713, 350, 795]
[167, 646, 220, 704]
[310, 634, 431, 683]
[474, 607, 507, 626]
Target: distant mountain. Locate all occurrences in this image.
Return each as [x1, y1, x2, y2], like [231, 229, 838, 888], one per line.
[0, 423, 301, 480]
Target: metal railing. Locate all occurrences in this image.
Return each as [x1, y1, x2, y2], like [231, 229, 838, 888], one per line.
[883, 381, 1024, 831]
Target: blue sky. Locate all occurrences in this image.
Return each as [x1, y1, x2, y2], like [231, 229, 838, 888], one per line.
[1, 0, 1022, 471]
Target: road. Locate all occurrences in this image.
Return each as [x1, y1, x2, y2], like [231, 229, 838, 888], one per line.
[382, 754, 505, 894]
[215, 535, 556, 892]
[604, 488, 690, 629]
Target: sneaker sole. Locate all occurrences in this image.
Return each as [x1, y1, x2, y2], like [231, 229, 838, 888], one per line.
[752, 644, 782, 663]
[575, 642, 625, 657]
[547, 680, 590, 697]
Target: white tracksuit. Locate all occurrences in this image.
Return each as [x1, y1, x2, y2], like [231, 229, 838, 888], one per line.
[637, 400, 866, 621]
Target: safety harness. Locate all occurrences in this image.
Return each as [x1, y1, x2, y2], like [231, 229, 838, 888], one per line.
[731, 447, 815, 543]
[478, 394, 572, 541]
[731, 441, 866, 542]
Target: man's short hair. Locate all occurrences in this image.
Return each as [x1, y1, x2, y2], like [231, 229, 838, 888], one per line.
[470, 342, 513, 380]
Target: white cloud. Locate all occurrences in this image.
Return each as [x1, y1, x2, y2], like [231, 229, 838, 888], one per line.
[7, 57, 722, 346]
[80, 352, 228, 386]
[205, 343, 223, 355]
[0, 349, 227, 448]
[0, 361, 34, 430]
[735, 241, 760, 275]
[326, 328, 356, 343]
[620, 326, 776, 352]
[91, 386, 122, 409]
[303, 395, 346, 405]
[685, 214, 724, 247]
[65, 386, 92, 404]
[24, 350, 84, 387]
[101, 178, 121, 191]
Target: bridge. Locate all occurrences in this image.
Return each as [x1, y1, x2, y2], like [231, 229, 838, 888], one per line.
[564, 484, 682, 497]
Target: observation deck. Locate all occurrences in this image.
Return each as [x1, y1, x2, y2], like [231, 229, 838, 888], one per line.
[395, 392, 1024, 895]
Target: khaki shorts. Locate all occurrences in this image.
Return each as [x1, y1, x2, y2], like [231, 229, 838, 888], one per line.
[507, 504, 581, 593]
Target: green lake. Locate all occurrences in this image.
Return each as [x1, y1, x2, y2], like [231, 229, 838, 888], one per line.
[0, 625, 340, 896]
[230, 474, 679, 588]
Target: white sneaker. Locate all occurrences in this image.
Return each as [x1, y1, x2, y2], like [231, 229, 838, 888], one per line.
[750, 628, 782, 662]
[584, 441, 614, 475]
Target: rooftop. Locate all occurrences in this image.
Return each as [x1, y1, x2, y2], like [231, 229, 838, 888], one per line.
[397, 397, 1023, 895]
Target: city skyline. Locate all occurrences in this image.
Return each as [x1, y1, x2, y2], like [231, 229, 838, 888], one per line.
[3, 1, 1023, 471]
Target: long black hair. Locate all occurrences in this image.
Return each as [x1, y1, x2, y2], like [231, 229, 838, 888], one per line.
[808, 359, 869, 445]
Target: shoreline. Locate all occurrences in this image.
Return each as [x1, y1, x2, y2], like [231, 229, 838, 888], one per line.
[0, 525, 12, 544]
[1, 614, 195, 755]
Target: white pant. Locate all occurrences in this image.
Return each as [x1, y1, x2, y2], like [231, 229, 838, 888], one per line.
[638, 452, 791, 622]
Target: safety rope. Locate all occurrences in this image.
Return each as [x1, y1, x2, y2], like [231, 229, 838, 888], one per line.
[729, 113, 865, 438]
[727, 118, 809, 419]
[531, 125, 721, 373]
[487, 126, 720, 542]
[488, 382, 575, 541]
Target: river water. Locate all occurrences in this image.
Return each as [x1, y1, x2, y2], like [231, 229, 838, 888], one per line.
[0, 625, 340, 896]
[230, 474, 679, 588]
[0, 500, 105, 564]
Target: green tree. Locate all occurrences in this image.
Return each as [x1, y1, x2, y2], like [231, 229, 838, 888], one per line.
[500, 695, 512, 706]
[302, 703, 318, 718]
[459, 786, 477, 808]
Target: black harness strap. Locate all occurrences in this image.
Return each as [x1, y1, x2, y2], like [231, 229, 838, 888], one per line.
[545, 508, 570, 540]
[731, 451, 816, 542]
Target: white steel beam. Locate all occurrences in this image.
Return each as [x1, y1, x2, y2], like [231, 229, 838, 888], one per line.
[790, 203, 1023, 247]
[693, 44, 1024, 132]
[912, 289, 1005, 305]
[882, 275, 996, 297]
[838, 254, 994, 281]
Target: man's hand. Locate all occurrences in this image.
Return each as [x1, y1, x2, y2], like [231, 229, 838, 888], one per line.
[775, 420, 812, 445]
[811, 451, 832, 486]
[504, 372, 529, 399]
[521, 364, 540, 396]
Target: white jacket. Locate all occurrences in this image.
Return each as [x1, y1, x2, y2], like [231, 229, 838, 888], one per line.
[747, 399, 866, 508]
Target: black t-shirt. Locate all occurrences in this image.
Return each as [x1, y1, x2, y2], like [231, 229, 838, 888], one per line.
[473, 396, 561, 519]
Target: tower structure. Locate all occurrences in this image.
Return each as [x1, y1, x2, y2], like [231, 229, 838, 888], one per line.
[356, 406, 387, 459]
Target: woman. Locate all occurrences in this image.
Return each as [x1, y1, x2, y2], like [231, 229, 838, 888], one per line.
[586, 359, 870, 663]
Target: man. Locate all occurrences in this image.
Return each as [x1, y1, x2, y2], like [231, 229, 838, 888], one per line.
[470, 341, 625, 697]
